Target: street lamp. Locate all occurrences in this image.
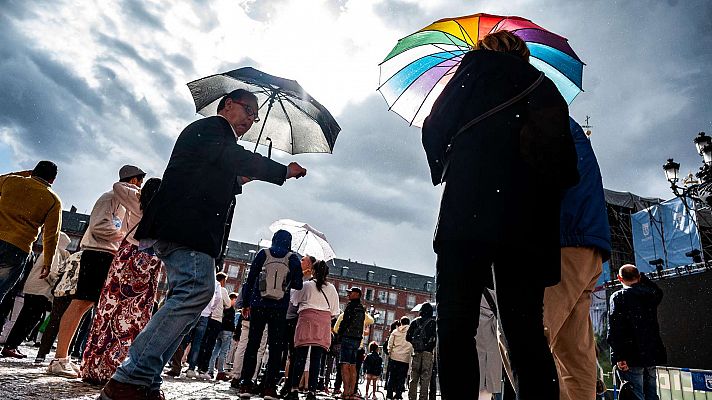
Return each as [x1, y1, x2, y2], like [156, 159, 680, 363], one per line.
[663, 132, 712, 204]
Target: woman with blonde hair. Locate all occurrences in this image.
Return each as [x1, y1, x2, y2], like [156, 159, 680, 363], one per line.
[422, 30, 579, 399]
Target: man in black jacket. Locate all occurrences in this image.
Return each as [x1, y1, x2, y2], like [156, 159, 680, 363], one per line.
[422, 31, 578, 399]
[406, 303, 436, 400]
[338, 287, 366, 399]
[101, 89, 307, 400]
[607, 265, 666, 400]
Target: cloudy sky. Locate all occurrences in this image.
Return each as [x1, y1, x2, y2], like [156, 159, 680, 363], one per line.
[1, 0, 711, 276]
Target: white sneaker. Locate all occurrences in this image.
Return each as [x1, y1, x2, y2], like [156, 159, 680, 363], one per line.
[47, 358, 79, 378]
[185, 369, 197, 378]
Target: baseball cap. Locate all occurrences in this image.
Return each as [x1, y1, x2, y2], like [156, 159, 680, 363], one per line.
[119, 165, 146, 180]
[348, 287, 362, 296]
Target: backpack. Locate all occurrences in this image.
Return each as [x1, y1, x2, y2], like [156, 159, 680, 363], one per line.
[410, 318, 436, 352]
[258, 251, 292, 300]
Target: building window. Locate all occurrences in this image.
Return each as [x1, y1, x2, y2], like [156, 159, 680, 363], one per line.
[386, 310, 395, 325]
[339, 302, 346, 312]
[225, 283, 235, 294]
[377, 290, 387, 303]
[228, 264, 240, 278]
[372, 329, 383, 344]
[376, 309, 386, 325]
[339, 283, 349, 296]
[388, 292, 398, 305]
[365, 288, 373, 301]
[389, 274, 397, 286]
[341, 266, 349, 277]
[406, 294, 417, 309]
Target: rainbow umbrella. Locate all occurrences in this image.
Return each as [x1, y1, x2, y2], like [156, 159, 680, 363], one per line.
[378, 13, 584, 127]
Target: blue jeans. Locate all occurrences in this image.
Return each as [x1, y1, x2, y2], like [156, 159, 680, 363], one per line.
[112, 248, 215, 389]
[208, 330, 233, 374]
[187, 316, 209, 370]
[619, 366, 659, 400]
[0, 240, 30, 303]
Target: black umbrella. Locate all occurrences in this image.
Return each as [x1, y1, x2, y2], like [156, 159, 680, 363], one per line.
[187, 67, 341, 155]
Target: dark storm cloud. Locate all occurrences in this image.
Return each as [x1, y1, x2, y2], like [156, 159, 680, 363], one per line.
[0, 17, 104, 159]
[95, 32, 177, 88]
[301, 94, 438, 226]
[122, 0, 165, 31]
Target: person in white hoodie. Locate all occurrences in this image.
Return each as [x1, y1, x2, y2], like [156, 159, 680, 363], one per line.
[48, 165, 145, 378]
[81, 178, 163, 385]
[0, 232, 70, 358]
[387, 316, 414, 400]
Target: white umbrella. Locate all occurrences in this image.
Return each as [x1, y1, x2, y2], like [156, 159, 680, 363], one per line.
[268, 219, 336, 261]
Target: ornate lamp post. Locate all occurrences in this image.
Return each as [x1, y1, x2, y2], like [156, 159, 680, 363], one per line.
[663, 132, 712, 205]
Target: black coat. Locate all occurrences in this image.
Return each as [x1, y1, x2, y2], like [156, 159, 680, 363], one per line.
[422, 50, 578, 286]
[607, 274, 667, 367]
[136, 116, 287, 258]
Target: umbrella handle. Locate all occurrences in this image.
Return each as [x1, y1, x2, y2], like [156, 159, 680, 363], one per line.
[254, 92, 277, 153]
[267, 138, 273, 159]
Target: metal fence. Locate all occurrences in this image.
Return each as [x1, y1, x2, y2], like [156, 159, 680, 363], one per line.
[656, 366, 712, 399]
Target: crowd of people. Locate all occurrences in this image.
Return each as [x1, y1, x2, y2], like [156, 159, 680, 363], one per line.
[0, 30, 669, 400]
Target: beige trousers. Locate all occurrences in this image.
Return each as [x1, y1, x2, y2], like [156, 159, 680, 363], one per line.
[544, 247, 602, 400]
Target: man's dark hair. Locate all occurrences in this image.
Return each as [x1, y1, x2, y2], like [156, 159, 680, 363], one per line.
[31, 161, 58, 182]
[217, 89, 257, 112]
[400, 316, 410, 325]
[390, 321, 400, 331]
[619, 264, 640, 282]
[216, 272, 228, 282]
[229, 292, 238, 299]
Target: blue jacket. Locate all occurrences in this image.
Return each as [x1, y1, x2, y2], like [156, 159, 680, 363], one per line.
[241, 230, 303, 309]
[560, 118, 611, 261]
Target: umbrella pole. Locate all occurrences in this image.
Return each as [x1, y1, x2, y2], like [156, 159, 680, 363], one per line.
[253, 92, 277, 153]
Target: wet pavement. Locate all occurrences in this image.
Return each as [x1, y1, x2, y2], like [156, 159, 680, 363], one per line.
[0, 345, 386, 400]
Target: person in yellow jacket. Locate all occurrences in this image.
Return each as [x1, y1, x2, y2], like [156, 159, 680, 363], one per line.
[0, 161, 62, 303]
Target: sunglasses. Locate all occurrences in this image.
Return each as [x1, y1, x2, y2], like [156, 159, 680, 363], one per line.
[233, 101, 260, 122]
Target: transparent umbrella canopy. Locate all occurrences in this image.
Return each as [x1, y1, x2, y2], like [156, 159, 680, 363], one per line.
[269, 219, 336, 261]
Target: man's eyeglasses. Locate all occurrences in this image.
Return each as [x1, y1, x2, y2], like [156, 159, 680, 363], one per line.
[234, 101, 260, 122]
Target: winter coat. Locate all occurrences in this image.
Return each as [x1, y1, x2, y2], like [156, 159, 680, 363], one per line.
[607, 274, 667, 367]
[81, 182, 140, 254]
[388, 324, 414, 364]
[560, 118, 611, 260]
[363, 351, 383, 376]
[241, 230, 303, 309]
[422, 50, 578, 286]
[23, 232, 71, 300]
[135, 116, 288, 258]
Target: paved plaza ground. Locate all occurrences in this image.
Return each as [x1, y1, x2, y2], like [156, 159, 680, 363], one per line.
[0, 345, 391, 400]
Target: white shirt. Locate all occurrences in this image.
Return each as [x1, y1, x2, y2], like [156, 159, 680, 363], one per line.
[292, 280, 340, 317]
[201, 281, 222, 318]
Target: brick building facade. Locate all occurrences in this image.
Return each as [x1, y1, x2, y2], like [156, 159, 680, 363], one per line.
[59, 209, 435, 344]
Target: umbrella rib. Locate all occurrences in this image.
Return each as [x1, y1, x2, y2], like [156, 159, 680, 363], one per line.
[377, 49, 465, 90]
[530, 55, 584, 91]
[380, 55, 463, 111]
[275, 93, 295, 154]
[453, 20, 477, 47]
[407, 62, 461, 126]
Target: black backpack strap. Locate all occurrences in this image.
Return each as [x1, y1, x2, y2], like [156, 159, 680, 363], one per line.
[482, 289, 498, 317]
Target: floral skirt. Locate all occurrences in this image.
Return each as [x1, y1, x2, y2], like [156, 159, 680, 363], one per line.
[81, 241, 162, 385]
